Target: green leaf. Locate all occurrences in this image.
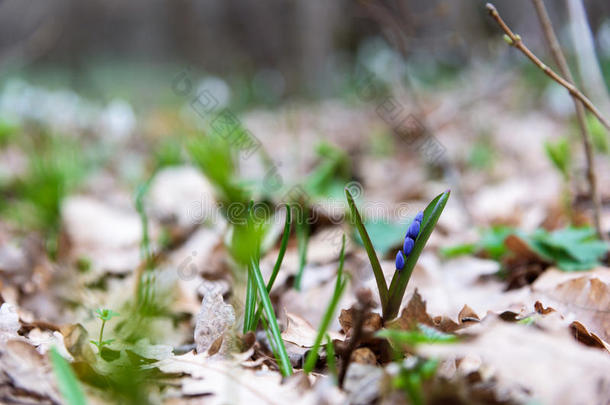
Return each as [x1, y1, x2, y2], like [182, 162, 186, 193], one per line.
[187, 133, 249, 206]
[293, 211, 309, 291]
[95, 308, 119, 321]
[377, 324, 458, 346]
[386, 190, 450, 320]
[304, 142, 350, 198]
[588, 113, 609, 154]
[544, 137, 571, 180]
[252, 205, 291, 330]
[267, 204, 291, 291]
[303, 235, 348, 374]
[243, 263, 258, 333]
[527, 227, 608, 271]
[50, 347, 87, 405]
[345, 188, 389, 312]
[439, 243, 477, 259]
[250, 258, 293, 376]
[325, 334, 337, 383]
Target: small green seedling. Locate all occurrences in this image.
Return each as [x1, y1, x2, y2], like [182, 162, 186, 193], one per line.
[377, 325, 456, 405]
[303, 234, 348, 374]
[346, 188, 450, 321]
[391, 358, 439, 405]
[90, 308, 119, 350]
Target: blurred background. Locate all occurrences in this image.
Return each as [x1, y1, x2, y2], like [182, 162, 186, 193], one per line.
[0, 0, 609, 243]
[1, 0, 609, 103]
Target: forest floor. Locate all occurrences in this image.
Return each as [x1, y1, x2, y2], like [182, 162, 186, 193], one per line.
[0, 65, 609, 405]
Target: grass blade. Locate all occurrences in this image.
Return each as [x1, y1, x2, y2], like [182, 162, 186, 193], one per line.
[252, 204, 291, 329]
[344, 188, 388, 311]
[303, 235, 348, 374]
[250, 258, 293, 376]
[267, 204, 291, 291]
[325, 334, 337, 384]
[293, 213, 309, 291]
[50, 347, 87, 405]
[243, 263, 258, 333]
[386, 190, 450, 320]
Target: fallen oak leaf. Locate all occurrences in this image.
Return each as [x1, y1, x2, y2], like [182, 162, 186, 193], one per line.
[570, 320, 610, 352]
[532, 267, 610, 341]
[417, 317, 610, 404]
[386, 289, 478, 333]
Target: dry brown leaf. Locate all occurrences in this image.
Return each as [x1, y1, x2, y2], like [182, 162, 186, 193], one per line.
[387, 289, 477, 333]
[0, 340, 62, 404]
[533, 268, 610, 342]
[350, 347, 377, 365]
[281, 312, 343, 348]
[417, 317, 610, 404]
[570, 320, 610, 352]
[387, 289, 435, 331]
[155, 351, 344, 405]
[338, 307, 382, 336]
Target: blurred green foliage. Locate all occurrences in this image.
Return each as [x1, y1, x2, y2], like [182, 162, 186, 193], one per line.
[544, 136, 571, 180]
[587, 113, 609, 154]
[442, 226, 608, 271]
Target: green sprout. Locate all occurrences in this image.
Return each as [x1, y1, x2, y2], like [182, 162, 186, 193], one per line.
[346, 188, 450, 320]
[90, 308, 119, 350]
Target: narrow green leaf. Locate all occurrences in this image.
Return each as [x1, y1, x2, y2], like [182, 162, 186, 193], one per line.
[344, 188, 388, 312]
[386, 190, 450, 320]
[243, 263, 258, 333]
[50, 347, 87, 405]
[325, 334, 337, 383]
[293, 213, 309, 291]
[304, 235, 348, 374]
[250, 258, 293, 376]
[253, 204, 292, 329]
[267, 204, 291, 291]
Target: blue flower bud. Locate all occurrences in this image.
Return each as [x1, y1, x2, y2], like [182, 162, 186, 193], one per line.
[406, 220, 420, 240]
[403, 237, 414, 256]
[415, 211, 424, 223]
[395, 251, 405, 270]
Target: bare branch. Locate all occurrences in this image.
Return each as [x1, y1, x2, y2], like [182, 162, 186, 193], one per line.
[486, 3, 610, 132]
[531, 0, 605, 239]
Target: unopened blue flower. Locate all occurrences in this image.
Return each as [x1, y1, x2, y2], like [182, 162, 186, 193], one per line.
[406, 220, 420, 240]
[395, 251, 405, 270]
[403, 237, 414, 256]
[415, 211, 423, 223]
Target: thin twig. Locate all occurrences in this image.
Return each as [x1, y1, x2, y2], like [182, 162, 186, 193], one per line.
[486, 3, 610, 132]
[531, 0, 605, 239]
[337, 288, 374, 388]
